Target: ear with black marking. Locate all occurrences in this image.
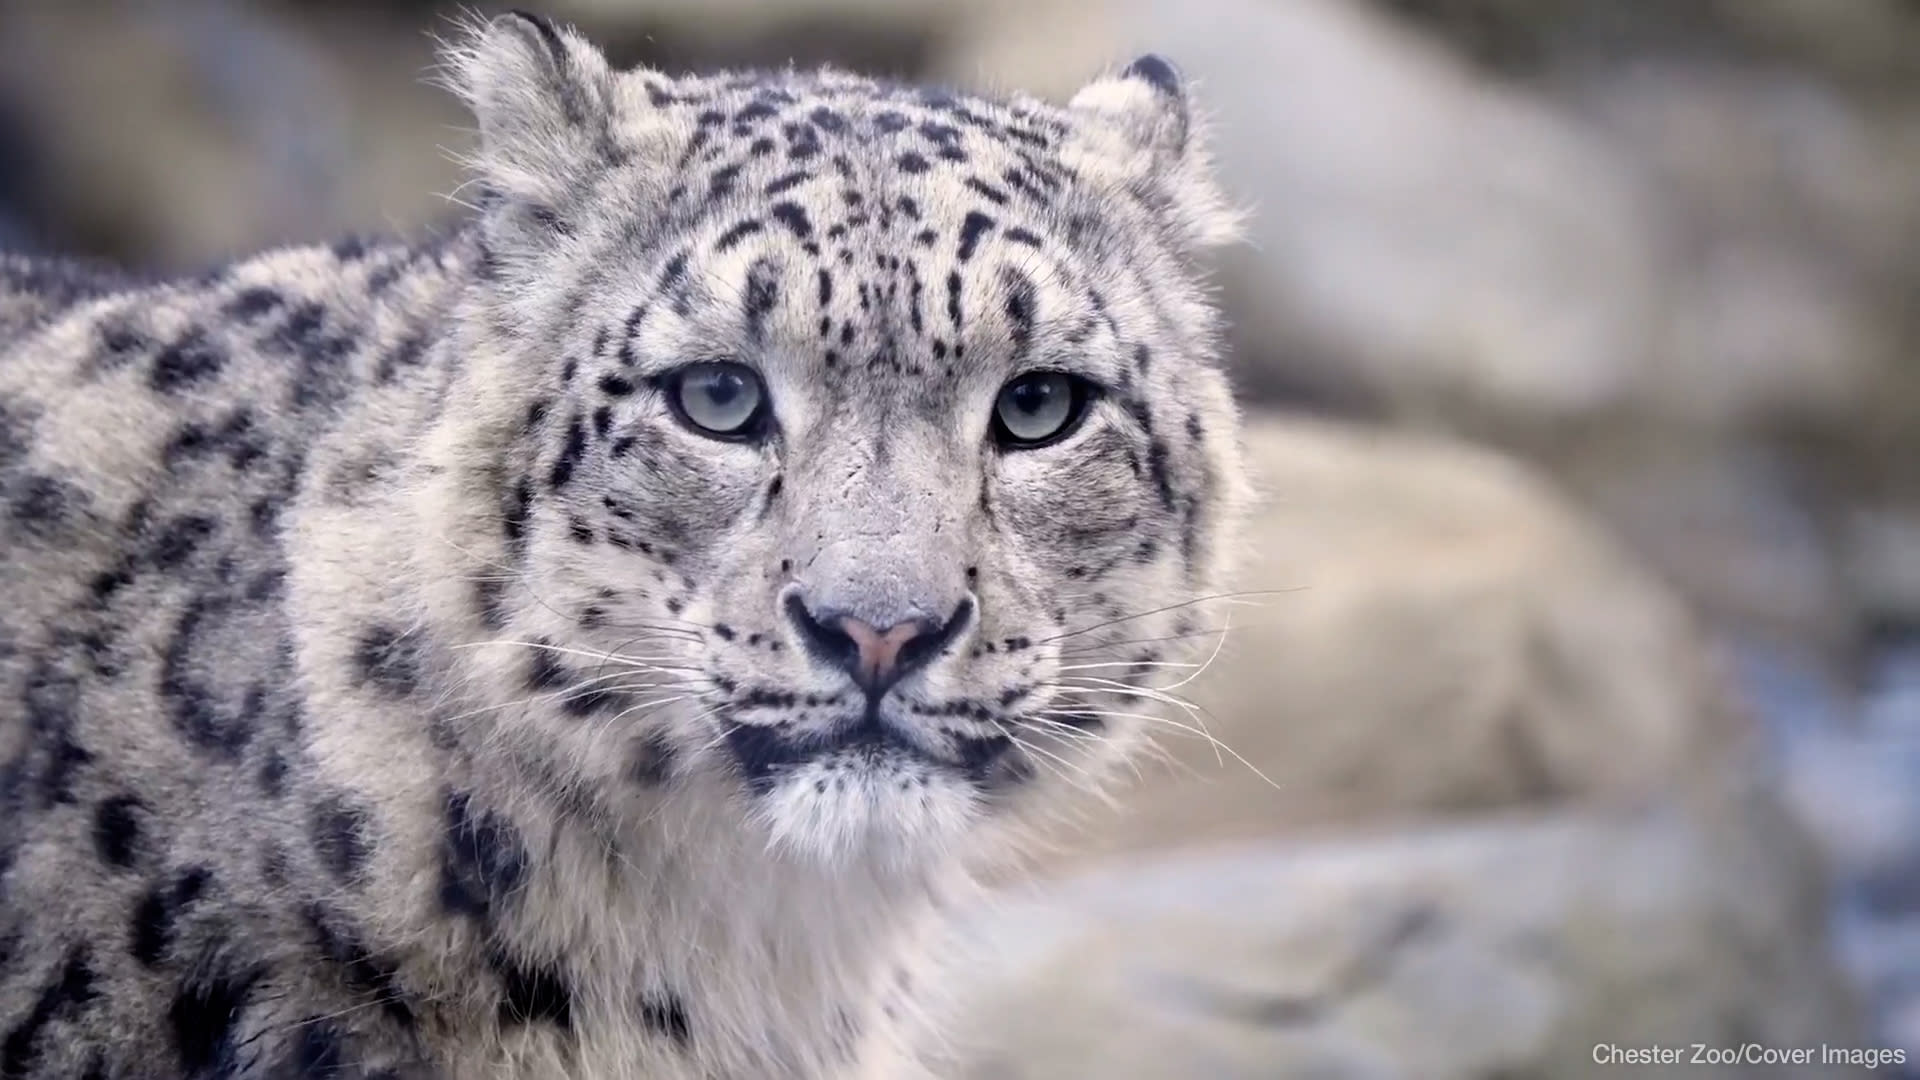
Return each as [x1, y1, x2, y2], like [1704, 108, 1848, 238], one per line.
[1069, 55, 1241, 253]
[442, 11, 617, 209]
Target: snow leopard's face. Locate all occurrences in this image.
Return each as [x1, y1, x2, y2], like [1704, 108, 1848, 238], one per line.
[453, 15, 1244, 865]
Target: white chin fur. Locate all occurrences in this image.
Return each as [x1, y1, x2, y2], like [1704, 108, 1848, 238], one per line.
[752, 752, 985, 871]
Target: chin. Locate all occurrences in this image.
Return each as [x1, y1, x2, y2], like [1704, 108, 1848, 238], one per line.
[749, 749, 993, 872]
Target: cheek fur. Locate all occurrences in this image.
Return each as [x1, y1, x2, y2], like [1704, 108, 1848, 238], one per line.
[587, 424, 767, 563]
[995, 425, 1156, 578]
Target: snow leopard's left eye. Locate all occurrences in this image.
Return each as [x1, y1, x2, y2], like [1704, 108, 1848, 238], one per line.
[665, 362, 768, 440]
[992, 371, 1097, 450]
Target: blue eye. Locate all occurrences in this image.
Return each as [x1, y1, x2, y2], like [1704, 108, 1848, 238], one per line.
[668, 362, 767, 439]
[993, 371, 1094, 448]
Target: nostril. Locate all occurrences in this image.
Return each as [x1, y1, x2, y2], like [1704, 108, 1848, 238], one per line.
[891, 625, 945, 677]
[783, 592, 860, 672]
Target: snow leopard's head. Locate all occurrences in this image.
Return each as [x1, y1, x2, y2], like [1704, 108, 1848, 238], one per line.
[437, 13, 1246, 867]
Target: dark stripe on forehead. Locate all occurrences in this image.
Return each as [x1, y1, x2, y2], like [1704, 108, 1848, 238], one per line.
[945, 272, 963, 330]
[714, 219, 764, 253]
[770, 203, 813, 240]
[743, 258, 780, 342]
[964, 178, 1009, 206]
[765, 171, 812, 196]
[659, 251, 693, 316]
[957, 212, 995, 262]
[617, 305, 648, 366]
[1001, 269, 1037, 358]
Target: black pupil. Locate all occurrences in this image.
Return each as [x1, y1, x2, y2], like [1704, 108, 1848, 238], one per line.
[703, 371, 744, 408]
[1009, 377, 1056, 416]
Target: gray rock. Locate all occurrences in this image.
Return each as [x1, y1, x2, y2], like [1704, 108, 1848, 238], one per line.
[1040, 414, 1750, 863]
[943, 809, 1859, 1080]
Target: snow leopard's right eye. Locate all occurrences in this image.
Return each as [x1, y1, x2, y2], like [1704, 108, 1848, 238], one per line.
[664, 361, 768, 441]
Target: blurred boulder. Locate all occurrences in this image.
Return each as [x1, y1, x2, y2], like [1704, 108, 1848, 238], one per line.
[944, 808, 1857, 1080]
[1093, 0, 1669, 426]
[0, 1, 465, 271]
[1046, 413, 1751, 861]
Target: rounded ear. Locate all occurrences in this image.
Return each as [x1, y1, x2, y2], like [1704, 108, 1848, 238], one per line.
[1069, 55, 1243, 253]
[440, 10, 618, 207]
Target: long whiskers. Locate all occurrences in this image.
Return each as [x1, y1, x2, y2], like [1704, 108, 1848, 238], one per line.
[1036, 588, 1300, 647]
[1037, 703, 1280, 791]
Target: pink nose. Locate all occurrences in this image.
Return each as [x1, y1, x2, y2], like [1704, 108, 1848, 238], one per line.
[836, 617, 930, 690]
[781, 589, 968, 696]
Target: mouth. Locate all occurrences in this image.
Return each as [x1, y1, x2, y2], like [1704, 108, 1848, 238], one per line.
[723, 706, 1014, 793]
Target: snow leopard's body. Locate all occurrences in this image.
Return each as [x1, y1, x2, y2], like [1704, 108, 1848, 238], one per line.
[0, 14, 1245, 1079]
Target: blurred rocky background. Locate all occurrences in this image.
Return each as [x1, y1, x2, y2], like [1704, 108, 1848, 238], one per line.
[2, 0, 1914, 1074]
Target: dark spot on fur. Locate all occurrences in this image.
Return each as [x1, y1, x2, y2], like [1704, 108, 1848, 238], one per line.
[504, 476, 533, 556]
[375, 334, 428, 383]
[274, 303, 358, 410]
[304, 904, 416, 1031]
[150, 328, 225, 392]
[765, 170, 811, 196]
[770, 202, 814, 240]
[167, 960, 261, 1074]
[475, 578, 509, 631]
[945, 271, 963, 328]
[353, 625, 420, 696]
[310, 796, 371, 883]
[708, 163, 744, 200]
[897, 151, 930, 174]
[284, 1021, 351, 1078]
[131, 868, 211, 967]
[97, 321, 152, 362]
[258, 751, 288, 799]
[786, 121, 822, 160]
[1003, 271, 1036, 356]
[550, 415, 587, 490]
[92, 795, 144, 869]
[491, 950, 573, 1030]
[714, 218, 764, 252]
[525, 641, 568, 692]
[658, 251, 692, 314]
[640, 994, 692, 1049]
[957, 211, 995, 261]
[223, 287, 284, 322]
[1146, 440, 1176, 510]
[744, 259, 780, 341]
[149, 514, 217, 571]
[627, 733, 676, 787]
[964, 177, 1009, 205]
[1004, 226, 1042, 248]
[440, 791, 527, 919]
[7, 474, 79, 537]
[2, 944, 98, 1077]
[159, 598, 256, 758]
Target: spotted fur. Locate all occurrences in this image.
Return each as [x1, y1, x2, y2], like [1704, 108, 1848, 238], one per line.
[0, 13, 1245, 1079]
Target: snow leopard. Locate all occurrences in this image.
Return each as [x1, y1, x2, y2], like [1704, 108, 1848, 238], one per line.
[0, 11, 1246, 1079]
